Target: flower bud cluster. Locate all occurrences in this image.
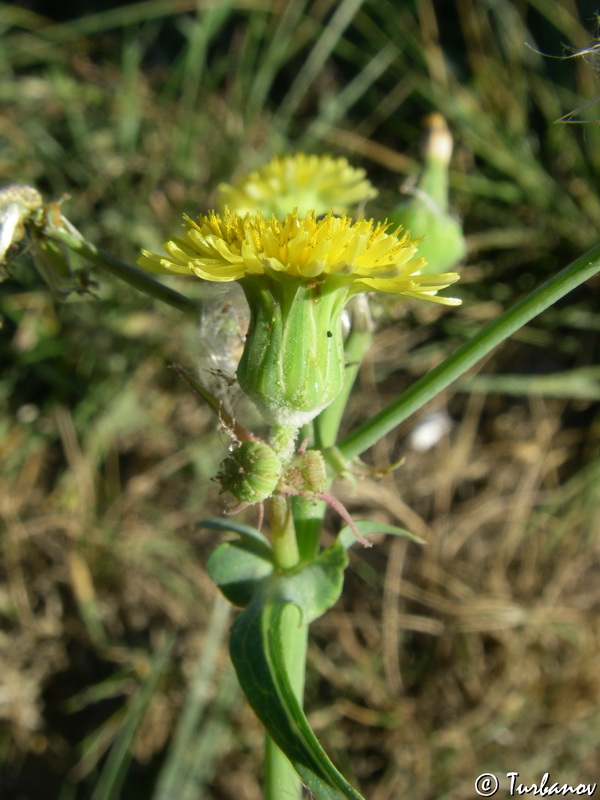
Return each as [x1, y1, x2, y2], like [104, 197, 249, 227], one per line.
[218, 441, 328, 505]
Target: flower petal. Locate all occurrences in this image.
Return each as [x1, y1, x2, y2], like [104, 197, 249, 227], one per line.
[138, 209, 462, 307]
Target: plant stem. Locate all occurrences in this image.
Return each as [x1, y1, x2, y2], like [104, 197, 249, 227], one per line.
[270, 423, 300, 464]
[42, 221, 200, 316]
[292, 495, 327, 561]
[314, 296, 373, 450]
[268, 495, 299, 571]
[336, 242, 600, 462]
[264, 493, 305, 799]
[297, 298, 374, 559]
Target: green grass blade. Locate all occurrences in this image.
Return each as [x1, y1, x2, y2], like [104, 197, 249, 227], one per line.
[91, 634, 175, 800]
[301, 42, 398, 146]
[153, 596, 231, 800]
[172, 1, 235, 169]
[457, 366, 600, 400]
[245, 0, 309, 119]
[275, 0, 367, 132]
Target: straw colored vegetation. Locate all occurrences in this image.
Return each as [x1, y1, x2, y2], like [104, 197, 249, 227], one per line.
[1, 1, 599, 798]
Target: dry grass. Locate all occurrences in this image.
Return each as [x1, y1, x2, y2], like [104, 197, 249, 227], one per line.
[5, 317, 597, 799]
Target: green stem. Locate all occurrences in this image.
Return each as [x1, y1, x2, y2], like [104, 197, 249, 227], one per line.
[336, 242, 600, 462]
[314, 310, 373, 450]
[292, 331, 373, 561]
[298, 299, 374, 558]
[265, 493, 305, 799]
[292, 495, 328, 562]
[263, 315, 372, 799]
[42, 221, 200, 316]
[264, 617, 308, 800]
[270, 423, 300, 464]
[268, 495, 299, 571]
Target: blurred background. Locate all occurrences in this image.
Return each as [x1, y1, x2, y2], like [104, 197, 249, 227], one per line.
[1, 1, 600, 798]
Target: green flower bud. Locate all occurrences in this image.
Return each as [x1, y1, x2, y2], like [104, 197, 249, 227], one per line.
[283, 450, 328, 495]
[388, 113, 466, 274]
[237, 276, 348, 428]
[218, 441, 282, 503]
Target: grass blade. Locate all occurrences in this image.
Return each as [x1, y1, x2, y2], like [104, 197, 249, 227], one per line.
[91, 634, 175, 800]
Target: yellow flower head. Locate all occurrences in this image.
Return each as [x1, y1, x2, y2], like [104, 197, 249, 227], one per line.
[215, 153, 378, 217]
[138, 209, 461, 305]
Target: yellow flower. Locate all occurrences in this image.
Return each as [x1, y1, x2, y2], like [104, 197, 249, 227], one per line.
[215, 153, 378, 217]
[139, 209, 461, 427]
[138, 209, 461, 305]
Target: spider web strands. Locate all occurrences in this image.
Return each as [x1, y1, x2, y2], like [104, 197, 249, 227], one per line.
[196, 282, 248, 408]
[169, 364, 255, 445]
[525, 36, 600, 123]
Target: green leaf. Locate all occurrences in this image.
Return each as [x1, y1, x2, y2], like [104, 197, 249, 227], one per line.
[272, 541, 348, 622]
[207, 540, 273, 608]
[339, 519, 426, 550]
[199, 516, 272, 549]
[229, 543, 364, 800]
